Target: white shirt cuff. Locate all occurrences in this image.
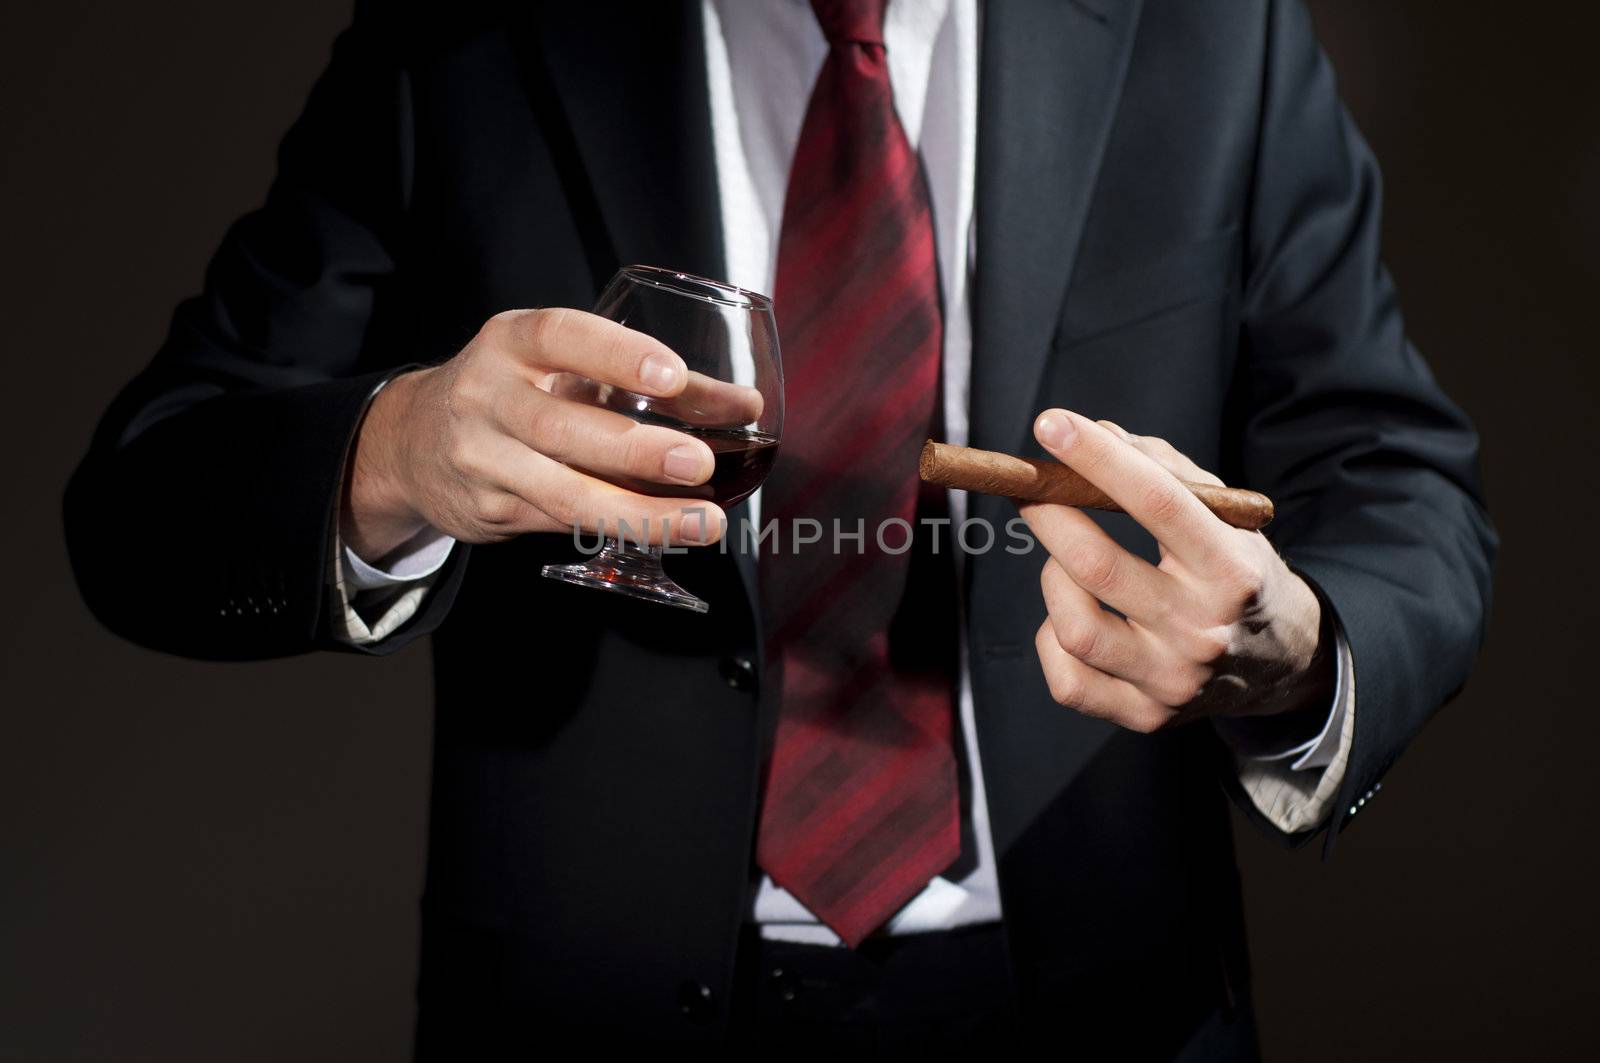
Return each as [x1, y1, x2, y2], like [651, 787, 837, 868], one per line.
[328, 531, 456, 646]
[1221, 624, 1357, 834]
[1213, 628, 1350, 771]
[341, 530, 456, 591]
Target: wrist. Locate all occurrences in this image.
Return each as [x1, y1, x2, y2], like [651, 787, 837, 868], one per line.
[340, 370, 430, 562]
[1264, 572, 1336, 717]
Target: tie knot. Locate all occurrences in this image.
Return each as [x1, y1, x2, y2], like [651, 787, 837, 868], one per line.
[810, 0, 888, 47]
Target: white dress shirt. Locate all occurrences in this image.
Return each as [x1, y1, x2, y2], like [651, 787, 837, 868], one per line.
[333, 0, 1355, 948]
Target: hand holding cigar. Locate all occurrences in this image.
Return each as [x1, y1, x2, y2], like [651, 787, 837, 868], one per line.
[951, 409, 1327, 739]
[919, 440, 1274, 530]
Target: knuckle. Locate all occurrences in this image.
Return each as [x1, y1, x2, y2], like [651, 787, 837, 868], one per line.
[543, 481, 587, 527]
[617, 429, 657, 476]
[1074, 547, 1121, 596]
[1049, 671, 1085, 710]
[451, 379, 488, 421]
[519, 307, 568, 358]
[1149, 593, 1181, 629]
[482, 309, 514, 338]
[1035, 619, 1056, 655]
[1141, 480, 1187, 524]
[1077, 700, 1115, 724]
[1148, 437, 1183, 465]
[525, 403, 574, 458]
[1154, 669, 1202, 708]
[1193, 630, 1231, 664]
[1196, 633, 1228, 669]
[1126, 713, 1164, 735]
[622, 507, 661, 543]
[1145, 440, 1187, 476]
[442, 363, 479, 408]
[608, 326, 644, 371]
[1040, 559, 1070, 602]
[473, 491, 520, 528]
[1054, 614, 1102, 662]
[451, 441, 489, 482]
[444, 437, 476, 476]
[485, 308, 528, 346]
[1220, 561, 1265, 609]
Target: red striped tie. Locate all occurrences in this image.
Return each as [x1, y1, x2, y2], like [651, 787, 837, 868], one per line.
[756, 0, 960, 948]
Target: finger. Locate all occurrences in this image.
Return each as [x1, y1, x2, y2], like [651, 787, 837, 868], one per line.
[542, 367, 764, 431]
[1040, 559, 1207, 705]
[648, 371, 766, 428]
[1098, 420, 1223, 487]
[1034, 622, 1173, 733]
[1020, 500, 1173, 623]
[491, 307, 688, 397]
[494, 387, 714, 487]
[1040, 559, 1156, 684]
[1096, 422, 1225, 565]
[1035, 409, 1230, 570]
[477, 434, 726, 545]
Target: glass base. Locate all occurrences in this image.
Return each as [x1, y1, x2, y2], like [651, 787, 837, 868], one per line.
[541, 541, 709, 614]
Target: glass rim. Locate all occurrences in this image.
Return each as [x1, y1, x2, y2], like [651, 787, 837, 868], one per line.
[617, 265, 771, 310]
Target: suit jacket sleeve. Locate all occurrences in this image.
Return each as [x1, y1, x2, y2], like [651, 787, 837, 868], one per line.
[1224, 0, 1497, 850]
[63, 11, 468, 661]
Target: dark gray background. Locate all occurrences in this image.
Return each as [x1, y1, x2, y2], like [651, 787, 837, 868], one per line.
[2, 1, 1594, 1058]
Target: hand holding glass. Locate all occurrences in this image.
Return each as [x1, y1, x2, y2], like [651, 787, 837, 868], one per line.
[541, 266, 784, 612]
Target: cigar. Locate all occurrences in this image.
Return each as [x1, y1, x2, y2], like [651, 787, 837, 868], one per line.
[918, 440, 1274, 531]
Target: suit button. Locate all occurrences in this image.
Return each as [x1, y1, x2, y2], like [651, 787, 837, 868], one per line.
[719, 654, 757, 691]
[679, 979, 715, 1025]
[771, 966, 799, 1003]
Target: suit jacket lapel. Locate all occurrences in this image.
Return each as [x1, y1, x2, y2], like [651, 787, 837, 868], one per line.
[967, 0, 1145, 860]
[969, 0, 1144, 455]
[533, 2, 725, 282]
[529, 5, 768, 624]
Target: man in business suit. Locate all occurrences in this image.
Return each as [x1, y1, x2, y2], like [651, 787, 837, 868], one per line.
[65, 0, 1495, 1054]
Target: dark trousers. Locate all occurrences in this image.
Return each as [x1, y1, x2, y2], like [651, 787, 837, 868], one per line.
[413, 920, 1259, 1056]
[729, 921, 1019, 1049]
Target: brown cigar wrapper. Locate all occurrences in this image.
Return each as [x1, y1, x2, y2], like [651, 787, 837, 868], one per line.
[918, 441, 1274, 531]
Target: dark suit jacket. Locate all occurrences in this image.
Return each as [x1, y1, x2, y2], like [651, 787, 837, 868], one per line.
[64, 0, 1496, 1055]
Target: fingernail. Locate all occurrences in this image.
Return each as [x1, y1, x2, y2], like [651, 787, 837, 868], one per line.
[1036, 410, 1076, 449]
[676, 506, 720, 545]
[663, 443, 706, 483]
[640, 352, 681, 392]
